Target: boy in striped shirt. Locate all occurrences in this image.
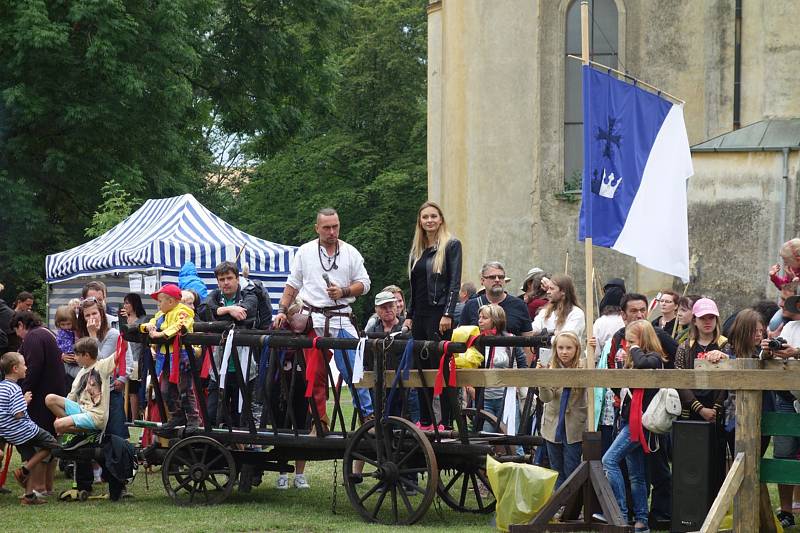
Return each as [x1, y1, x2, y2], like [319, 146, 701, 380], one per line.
[0, 352, 59, 505]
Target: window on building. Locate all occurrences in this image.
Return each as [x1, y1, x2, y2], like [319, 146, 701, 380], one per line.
[564, 0, 619, 191]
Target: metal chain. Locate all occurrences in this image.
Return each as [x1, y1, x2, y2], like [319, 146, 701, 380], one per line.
[331, 458, 338, 514]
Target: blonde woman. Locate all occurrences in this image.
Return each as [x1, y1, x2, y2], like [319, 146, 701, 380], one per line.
[601, 320, 667, 533]
[403, 201, 462, 430]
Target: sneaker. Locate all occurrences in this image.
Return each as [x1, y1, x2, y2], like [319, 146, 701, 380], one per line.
[777, 510, 795, 528]
[62, 433, 98, 451]
[276, 475, 289, 490]
[592, 513, 607, 523]
[13, 468, 28, 488]
[20, 494, 46, 506]
[293, 474, 310, 490]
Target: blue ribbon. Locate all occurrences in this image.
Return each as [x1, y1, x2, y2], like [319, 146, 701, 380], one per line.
[384, 339, 414, 420]
[258, 335, 270, 389]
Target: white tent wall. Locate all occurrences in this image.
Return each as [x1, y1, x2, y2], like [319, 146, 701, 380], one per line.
[48, 269, 289, 328]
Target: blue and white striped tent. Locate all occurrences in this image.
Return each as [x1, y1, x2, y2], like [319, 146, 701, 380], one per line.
[45, 194, 296, 324]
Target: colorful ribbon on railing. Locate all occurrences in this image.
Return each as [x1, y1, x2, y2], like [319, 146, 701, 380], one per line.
[169, 332, 181, 384]
[434, 341, 456, 397]
[384, 337, 415, 420]
[258, 336, 271, 390]
[115, 335, 128, 380]
[200, 345, 212, 379]
[219, 330, 235, 389]
[351, 337, 366, 384]
[304, 334, 322, 398]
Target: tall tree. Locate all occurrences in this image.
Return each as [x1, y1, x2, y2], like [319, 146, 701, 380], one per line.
[0, 0, 342, 301]
[236, 0, 428, 318]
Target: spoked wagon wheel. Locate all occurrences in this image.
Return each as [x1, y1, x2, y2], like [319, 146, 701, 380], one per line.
[162, 436, 237, 506]
[438, 408, 499, 514]
[343, 416, 438, 525]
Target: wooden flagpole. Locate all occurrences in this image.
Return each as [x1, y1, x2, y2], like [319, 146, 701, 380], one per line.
[581, 0, 596, 431]
[566, 55, 686, 105]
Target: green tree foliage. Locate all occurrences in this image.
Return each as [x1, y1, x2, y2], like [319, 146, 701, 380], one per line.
[0, 0, 342, 302]
[84, 180, 140, 238]
[236, 0, 428, 318]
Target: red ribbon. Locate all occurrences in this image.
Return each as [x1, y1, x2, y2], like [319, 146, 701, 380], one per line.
[169, 332, 181, 384]
[200, 345, 212, 379]
[304, 333, 322, 398]
[629, 388, 651, 454]
[115, 335, 128, 380]
[434, 341, 457, 397]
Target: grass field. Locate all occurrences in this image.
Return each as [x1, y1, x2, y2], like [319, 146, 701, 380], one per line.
[2, 389, 799, 533]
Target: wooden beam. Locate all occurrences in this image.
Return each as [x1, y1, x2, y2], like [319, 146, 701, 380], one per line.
[759, 483, 778, 533]
[699, 452, 744, 533]
[528, 462, 589, 525]
[761, 412, 800, 437]
[760, 458, 800, 484]
[734, 360, 763, 533]
[356, 367, 800, 391]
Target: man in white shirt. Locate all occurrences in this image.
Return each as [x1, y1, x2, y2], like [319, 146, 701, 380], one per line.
[274, 208, 373, 432]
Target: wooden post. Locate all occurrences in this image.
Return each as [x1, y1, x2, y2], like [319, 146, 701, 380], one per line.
[580, 0, 596, 431]
[733, 358, 763, 533]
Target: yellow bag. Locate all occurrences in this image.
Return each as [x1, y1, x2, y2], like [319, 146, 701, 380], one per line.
[451, 325, 484, 368]
[486, 455, 558, 531]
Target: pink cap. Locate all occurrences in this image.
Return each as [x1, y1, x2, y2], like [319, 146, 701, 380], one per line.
[692, 298, 719, 318]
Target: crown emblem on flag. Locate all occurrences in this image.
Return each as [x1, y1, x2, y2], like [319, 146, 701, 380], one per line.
[598, 169, 622, 198]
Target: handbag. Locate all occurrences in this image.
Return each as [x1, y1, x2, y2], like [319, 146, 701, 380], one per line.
[641, 388, 681, 434]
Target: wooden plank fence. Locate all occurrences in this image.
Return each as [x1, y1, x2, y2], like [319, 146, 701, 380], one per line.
[361, 358, 800, 532]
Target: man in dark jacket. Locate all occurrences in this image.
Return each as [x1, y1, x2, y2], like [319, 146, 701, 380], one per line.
[204, 262, 261, 428]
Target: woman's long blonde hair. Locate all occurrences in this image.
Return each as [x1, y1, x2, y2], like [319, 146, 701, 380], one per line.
[409, 201, 452, 275]
[624, 319, 667, 367]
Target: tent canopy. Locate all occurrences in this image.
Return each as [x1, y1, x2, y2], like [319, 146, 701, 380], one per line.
[46, 194, 296, 283]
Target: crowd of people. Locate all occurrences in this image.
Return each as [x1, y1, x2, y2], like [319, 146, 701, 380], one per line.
[0, 204, 798, 532]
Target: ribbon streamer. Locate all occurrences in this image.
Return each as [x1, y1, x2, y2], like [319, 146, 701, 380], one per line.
[219, 330, 235, 389]
[351, 337, 366, 384]
[169, 332, 181, 384]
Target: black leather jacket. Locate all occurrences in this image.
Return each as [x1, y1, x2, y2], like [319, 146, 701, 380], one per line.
[407, 238, 462, 318]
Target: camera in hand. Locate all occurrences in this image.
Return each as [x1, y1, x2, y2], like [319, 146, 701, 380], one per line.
[767, 337, 788, 350]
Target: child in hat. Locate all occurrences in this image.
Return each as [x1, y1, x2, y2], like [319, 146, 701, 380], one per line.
[140, 284, 199, 429]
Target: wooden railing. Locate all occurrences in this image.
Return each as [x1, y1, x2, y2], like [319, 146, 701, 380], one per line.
[362, 358, 800, 533]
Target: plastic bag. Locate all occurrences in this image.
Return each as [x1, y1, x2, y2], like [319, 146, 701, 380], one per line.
[486, 455, 558, 531]
[451, 325, 484, 368]
[719, 504, 783, 532]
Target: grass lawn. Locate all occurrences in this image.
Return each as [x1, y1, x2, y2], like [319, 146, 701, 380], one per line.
[2, 387, 799, 533]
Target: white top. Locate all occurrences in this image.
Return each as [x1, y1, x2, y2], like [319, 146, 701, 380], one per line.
[286, 239, 371, 328]
[780, 320, 800, 353]
[592, 314, 625, 357]
[532, 306, 586, 338]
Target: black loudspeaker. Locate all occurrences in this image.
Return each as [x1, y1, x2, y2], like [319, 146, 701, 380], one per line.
[671, 420, 722, 532]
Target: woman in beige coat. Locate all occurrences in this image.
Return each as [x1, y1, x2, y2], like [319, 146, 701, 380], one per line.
[539, 331, 587, 488]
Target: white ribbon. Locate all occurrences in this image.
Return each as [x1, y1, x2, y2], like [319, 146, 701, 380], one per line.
[502, 386, 518, 436]
[352, 337, 366, 384]
[239, 346, 250, 410]
[219, 330, 235, 389]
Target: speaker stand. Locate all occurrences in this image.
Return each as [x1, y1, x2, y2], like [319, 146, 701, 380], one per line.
[510, 432, 632, 532]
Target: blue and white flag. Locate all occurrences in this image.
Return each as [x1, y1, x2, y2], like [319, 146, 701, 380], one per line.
[578, 67, 693, 282]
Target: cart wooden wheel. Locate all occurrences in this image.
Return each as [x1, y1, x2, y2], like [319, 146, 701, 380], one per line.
[437, 408, 499, 514]
[343, 416, 438, 525]
[162, 436, 237, 506]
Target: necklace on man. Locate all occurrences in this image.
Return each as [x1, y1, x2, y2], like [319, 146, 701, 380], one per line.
[318, 239, 339, 271]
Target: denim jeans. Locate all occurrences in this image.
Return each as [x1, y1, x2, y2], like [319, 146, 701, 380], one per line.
[545, 439, 583, 488]
[602, 422, 648, 526]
